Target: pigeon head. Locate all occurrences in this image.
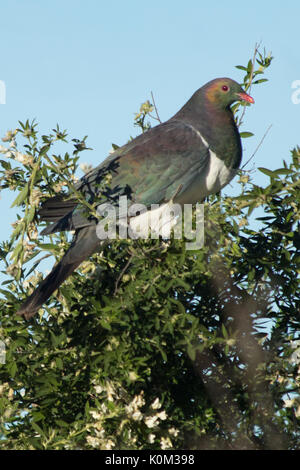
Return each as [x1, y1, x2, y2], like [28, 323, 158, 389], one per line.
[203, 78, 254, 109]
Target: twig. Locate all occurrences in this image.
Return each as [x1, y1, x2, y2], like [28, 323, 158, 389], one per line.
[170, 183, 183, 202]
[238, 42, 261, 128]
[114, 253, 134, 295]
[150, 91, 162, 123]
[241, 124, 272, 170]
[43, 154, 98, 219]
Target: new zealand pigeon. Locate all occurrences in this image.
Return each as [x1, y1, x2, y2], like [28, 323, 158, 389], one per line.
[16, 77, 254, 319]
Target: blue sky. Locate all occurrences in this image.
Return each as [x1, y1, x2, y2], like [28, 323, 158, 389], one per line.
[1, 0, 300, 279]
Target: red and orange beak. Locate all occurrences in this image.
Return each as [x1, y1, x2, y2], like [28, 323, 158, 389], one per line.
[237, 92, 255, 104]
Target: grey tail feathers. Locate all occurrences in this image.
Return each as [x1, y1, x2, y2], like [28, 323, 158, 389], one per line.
[16, 255, 83, 320]
[16, 226, 101, 319]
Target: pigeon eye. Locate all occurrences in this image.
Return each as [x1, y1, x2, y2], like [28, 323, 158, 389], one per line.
[222, 85, 229, 92]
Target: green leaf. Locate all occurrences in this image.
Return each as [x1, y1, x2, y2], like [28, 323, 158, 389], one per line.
[240, 132, 254, 138]
[272, 168, 294, 176]
[55, 419, 69, 428]
[247, 59, 253, 73]
[10, 183, 29, 207]
[31, 421, 44, 434]
[221, 324, 228, 339]
[258, 167, 277, 177]
[35, 242, 62, 253]
[111, 143, 120, 150]
[10, 242, 23, 261]
[253, 78, 268, 84]
[9, 361, 18, 378]
[27, 205, 36, 223]
[39, 144, 51, 156]
[0, 159, 12, 170]
[11, 221, 25, 242]
[187, 344, 196, 361]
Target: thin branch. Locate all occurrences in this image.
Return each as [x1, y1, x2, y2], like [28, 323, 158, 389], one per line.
[238, 42, 261, 128]
[170, 183, 183, 202]
[114, 253, 134, 295]
[150, 91, 162, 123]
[241, 124, 272, 170]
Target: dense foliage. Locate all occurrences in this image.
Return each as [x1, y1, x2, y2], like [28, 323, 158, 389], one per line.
[0, 48, 299, 450]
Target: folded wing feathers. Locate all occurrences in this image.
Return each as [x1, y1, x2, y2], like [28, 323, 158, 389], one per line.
[38, 196, 77, 222]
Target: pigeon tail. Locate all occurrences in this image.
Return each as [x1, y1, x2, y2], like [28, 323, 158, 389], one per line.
[16, 257, 82, 319]
[16, 226, 101, 319]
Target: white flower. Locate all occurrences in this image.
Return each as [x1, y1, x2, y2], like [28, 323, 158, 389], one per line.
[126, 392, 145, 416]
[101, 403, 108, 413]
[106, 381, 116, 402]
[53, 181, 67, 193]
[151, 398, 162, 410]
[30, 188, 42, 206]
[14, 152, 34, 166]
[94, 428, 105, 438]
[126, 392, 145, 421]
[90, 410, 102, 420]
[284, 399, 295, 408]
[145, 415, 159, 428]
[28, 226, 39, 240]
[94, 385, 104, 394]
[2, 129, 17, 142]
[0, 383, 9, 395]
[80, 162, 93, 174]
[168, 427, 179, 437]
[86, 435, 100, 448]
[131, 410, 143, 421]
[289, 340, 300, 365]
[23, 271, 42, 290]
[0, 145, 8, 153]
[156, 410, 167, 420]
[148, 433, 156, 444]
[104, 439, 115, 450]
[132, 392, 145, 408]
[6, 264, 19, 277]
[128, 371, 138, 382]
[160, 437, 172, 450]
